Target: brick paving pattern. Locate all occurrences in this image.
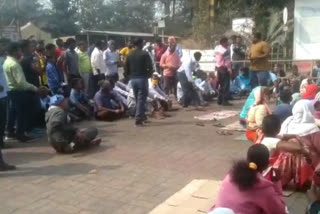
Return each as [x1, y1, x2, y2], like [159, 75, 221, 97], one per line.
[0, 102, 307, 214]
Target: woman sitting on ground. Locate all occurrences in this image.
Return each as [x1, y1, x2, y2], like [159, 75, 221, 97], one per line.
[275, 100, 320, 189]
[239, 86, 272, 126]
[245, 89, 272, 143]
[214, 144, 286, 214]
[94, 80, 125, 121]
[45, 95, 101, 154]
[260, 115, 313, 189]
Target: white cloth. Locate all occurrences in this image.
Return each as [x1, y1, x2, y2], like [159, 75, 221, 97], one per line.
[209, 208, 235, 214]
[91, 47, 106, 75]
[300, 78, 308, 94]
[261, 137, 280, 152]
[103, 48, 119, 76]
[280, 99, 319, 136]
[178, 55, 198, 82]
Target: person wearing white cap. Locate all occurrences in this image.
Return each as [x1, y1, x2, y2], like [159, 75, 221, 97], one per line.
[208, 208, 235, 214]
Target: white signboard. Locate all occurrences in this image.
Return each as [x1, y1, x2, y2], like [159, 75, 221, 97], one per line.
[182, 49, 215, 72]
[294, 0, 320, 60]
[0, 26, 19, 41]
[232, 18, 255, 35]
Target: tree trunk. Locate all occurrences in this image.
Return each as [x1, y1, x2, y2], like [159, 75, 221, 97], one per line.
[172, 0, 176, 20]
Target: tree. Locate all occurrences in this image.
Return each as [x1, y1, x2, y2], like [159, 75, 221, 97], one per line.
[0, 0, 43, 27]
[41, 0, 79, 37]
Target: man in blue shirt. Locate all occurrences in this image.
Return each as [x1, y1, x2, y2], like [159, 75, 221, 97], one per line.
[94, 80, 125, 121]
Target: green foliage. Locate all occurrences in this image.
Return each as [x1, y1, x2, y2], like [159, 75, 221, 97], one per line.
[0, 0, 43, 27]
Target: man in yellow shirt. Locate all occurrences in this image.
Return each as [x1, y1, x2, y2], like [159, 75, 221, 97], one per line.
[248, 32, 271, 88]
[120, 41, 134, 81]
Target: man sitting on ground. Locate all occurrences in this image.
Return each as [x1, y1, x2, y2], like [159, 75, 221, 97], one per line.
[45, 95, 101, 154]
[69, 78, 93, 119]
[94, 80, 125, 121]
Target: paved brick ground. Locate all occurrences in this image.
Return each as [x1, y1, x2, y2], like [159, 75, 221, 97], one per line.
[0, 101, 307, 214]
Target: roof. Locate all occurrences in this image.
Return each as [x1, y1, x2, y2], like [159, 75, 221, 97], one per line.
[80, 30, 179, 38]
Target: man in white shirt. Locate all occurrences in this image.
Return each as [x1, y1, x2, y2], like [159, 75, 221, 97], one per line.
[103, 40, 119, 82]
[177, 52, 202, 108]
[90, 40, 106, 98]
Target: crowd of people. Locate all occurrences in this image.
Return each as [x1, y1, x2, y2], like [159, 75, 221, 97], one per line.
[211, 33, 320, 213]
[1, 30, 320, 213]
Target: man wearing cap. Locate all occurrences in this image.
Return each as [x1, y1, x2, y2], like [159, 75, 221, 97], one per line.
[45, 95, 101, 153]
[160, 36, 181, 99]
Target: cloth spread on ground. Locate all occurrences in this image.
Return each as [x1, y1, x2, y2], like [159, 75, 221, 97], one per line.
[194, 111, 239, 121]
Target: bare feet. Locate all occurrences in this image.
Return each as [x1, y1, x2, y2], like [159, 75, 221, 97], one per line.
[90, 138, 102, 146]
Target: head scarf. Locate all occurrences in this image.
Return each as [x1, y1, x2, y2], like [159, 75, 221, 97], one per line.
[49, 95, 65, 106]
[280, 100, 319, 136]
[208, 208, 235, 214]
[302, 84, 318, 99]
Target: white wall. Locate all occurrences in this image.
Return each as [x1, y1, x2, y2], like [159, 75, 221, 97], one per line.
[294, 0, 320, 60]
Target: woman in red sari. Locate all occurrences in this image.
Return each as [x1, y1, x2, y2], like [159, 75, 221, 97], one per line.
[260, 100, 320, 189]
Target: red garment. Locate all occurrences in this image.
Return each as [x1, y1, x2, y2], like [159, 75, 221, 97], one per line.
[154, 44, 167, 63]
[259, 132, 320, 189]
[302, 84, 318, 99]
[55, 48, 65, 60]
[246, 129, 264, 144]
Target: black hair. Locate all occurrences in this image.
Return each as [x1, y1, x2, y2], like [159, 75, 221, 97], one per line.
[280, 88, 292, 104]
[220, 37, 228, 45]
[155, 38, 162, 44]
[133, 38, 143, 47]
[66, 38, 76, 46]
[7, 42, 21, 55]
[45, 43, 56, 51]
[71, 78, 82, 88]
[95, 40, 102, 48]
[56, 38, 63, 45]
[231, 144, 269, 191]
[262, 115, 281, 137]
[194, 51, 202, 59]
[20, 40, 31, 52]
[254, 32, 262, 40]
[241, 67, 249, 77]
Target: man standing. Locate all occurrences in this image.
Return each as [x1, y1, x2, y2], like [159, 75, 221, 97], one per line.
[64, 38, 80, 82]
[214, 37, 232, 106]
[248, 32, 271, 87]
[160, 36, 181, 98]
[231, 36, 246, 75]
[125, 38, 153, 126]
[55, 38, 65, 60]
[103, 40, 119, 82]
[177, 52, 202, 108]
[154, 38, 167, 74]
[77, 41, 92, 92]
[4, 42, 39, 142]
[90, 40, 106, 98]
[21, 40, 42, 135]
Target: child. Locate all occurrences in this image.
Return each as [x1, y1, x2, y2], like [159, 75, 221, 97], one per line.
[215, 144, 286, 214]
[45, 44, 64, 95]
[69, 78, 93, 119]
[231, 67, 251, 97]
[272, 89, 292, 123]
[45, 95, 101, 154]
